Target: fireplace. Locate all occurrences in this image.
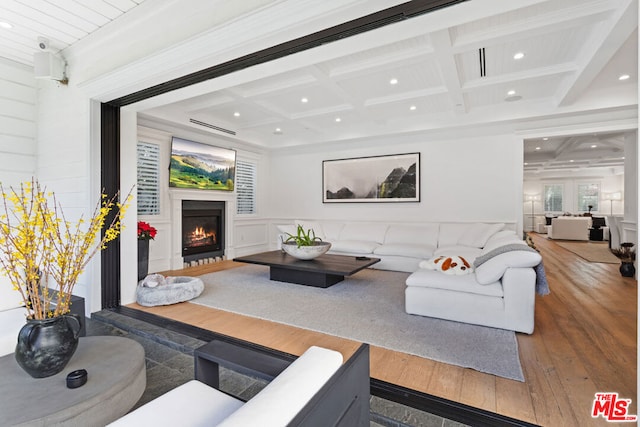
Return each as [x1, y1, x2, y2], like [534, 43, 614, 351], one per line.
[182, 200, 225, 262]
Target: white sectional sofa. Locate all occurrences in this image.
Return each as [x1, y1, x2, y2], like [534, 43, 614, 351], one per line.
[277, 220, 543, 334]
[278, 220, 507, 273]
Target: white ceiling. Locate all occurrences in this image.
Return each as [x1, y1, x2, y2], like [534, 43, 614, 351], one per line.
[0, 0, 637, 174]
[524, 131, 627, 176]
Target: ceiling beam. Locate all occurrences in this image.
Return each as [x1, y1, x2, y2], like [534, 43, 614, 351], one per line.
[555, 0, 637, 106]
[452, 1, 619, 51]
[430, 29, 466, 113]
[109, 0, 470, 107]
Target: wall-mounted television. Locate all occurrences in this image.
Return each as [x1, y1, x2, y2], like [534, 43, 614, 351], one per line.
[169, 137, 236, 191]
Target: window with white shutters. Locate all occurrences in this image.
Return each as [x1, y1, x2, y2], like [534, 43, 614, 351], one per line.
[236, 160, 257, 215]
[137, 142, 160, 215]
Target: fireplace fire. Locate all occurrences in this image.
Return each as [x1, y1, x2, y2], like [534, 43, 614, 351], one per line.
[181, 200, 225, 261]
[184, 226, 217, 248]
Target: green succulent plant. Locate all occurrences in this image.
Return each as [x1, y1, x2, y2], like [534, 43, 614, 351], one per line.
[284, 225, 323, 247]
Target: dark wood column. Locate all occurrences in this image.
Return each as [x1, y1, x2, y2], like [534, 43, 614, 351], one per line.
[100, 103, 121, 308]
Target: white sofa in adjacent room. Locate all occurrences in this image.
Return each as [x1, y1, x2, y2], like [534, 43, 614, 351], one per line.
[548, 216, 590, 241]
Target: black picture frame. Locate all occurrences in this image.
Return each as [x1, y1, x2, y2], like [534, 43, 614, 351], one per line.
[323, 153, 420, 203]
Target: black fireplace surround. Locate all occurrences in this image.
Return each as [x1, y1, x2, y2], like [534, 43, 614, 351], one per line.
[182, 200, 225, 262]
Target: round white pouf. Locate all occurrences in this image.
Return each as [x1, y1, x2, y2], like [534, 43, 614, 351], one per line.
[136, 276, 204, 307]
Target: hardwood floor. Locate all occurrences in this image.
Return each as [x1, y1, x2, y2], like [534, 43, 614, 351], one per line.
[131, 234, 636, 426]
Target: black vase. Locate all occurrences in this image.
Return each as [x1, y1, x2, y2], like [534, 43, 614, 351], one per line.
[620, 262, 636, 278]
[15, 314, 81, 378]
[138, 239, 149, 281]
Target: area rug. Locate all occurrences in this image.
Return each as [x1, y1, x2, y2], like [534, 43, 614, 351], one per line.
[554, 241, 619, 263]
[193, 265, 525, 381]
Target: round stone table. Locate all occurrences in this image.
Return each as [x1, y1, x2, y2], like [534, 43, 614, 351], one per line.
[0, 336, 146, 426]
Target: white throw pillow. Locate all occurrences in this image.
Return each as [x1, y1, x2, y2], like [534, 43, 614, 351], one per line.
[419, 255, 474, 276]
[321, 222, 344, 241]
[484, 230, 518, 247]
[339, 223, 388, 243]
[474, 251, 541, 284]
[457, 223, 505, 248]
[383, 224, 439, 246]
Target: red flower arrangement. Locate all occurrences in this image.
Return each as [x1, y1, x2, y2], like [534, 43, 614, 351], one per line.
[137, 221, 157, 241]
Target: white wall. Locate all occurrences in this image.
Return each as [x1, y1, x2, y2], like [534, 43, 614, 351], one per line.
[35, 79, 97, 314]
[0, 59, 36, 185]
[0, 58, 37, 311]
[267, 133, 523, 227]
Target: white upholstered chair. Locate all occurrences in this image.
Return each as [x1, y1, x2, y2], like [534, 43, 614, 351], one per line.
[109, 344, 370, 427]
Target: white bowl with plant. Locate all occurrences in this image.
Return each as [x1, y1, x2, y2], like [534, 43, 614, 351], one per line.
[281, 225, 331, 260]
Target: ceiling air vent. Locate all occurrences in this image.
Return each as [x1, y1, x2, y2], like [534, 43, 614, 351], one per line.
[189, 118, 236, 135]
[478, 47, 486, 77]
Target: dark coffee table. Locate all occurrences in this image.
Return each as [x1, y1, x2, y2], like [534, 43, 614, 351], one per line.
[233, 250, 380, 288]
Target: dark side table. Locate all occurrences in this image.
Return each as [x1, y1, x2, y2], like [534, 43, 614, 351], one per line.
[589, 228, 604, 241]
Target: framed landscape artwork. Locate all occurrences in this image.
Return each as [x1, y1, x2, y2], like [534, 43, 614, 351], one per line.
[323, 153, 420, 203]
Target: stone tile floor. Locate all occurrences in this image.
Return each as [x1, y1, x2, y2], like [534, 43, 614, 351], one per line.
[88, 310, 468, 427]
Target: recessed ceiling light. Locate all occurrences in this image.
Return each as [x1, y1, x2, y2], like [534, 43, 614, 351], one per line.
[301, 97, 308, 103]
[569, 160, 574, 162]
[507, 90, 516, 96]
[335, 117, 341, 123]
[389, 78, 398, 85]
[542, 137, 549, 141]
[524, 162, 528, 166]
[619, 74, 630, 81]
[409, 105, 416, 111]
[233, 112, 240, 117]
[0, 21, 12, 29]
[535, 146, 541, 150]
[513, 52, 525, 60]
[622, 156, 625, 159]
[274, 127, 282, 135]
[591, 144, 597, 148]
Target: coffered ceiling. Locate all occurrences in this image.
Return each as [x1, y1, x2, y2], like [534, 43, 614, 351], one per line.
[139, 0, 637, 154]
[524, 131, 628, 177]
[0, 0, 637, 174]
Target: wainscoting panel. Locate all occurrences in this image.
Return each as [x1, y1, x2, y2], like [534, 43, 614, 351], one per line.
[234, 222, 269, 257]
